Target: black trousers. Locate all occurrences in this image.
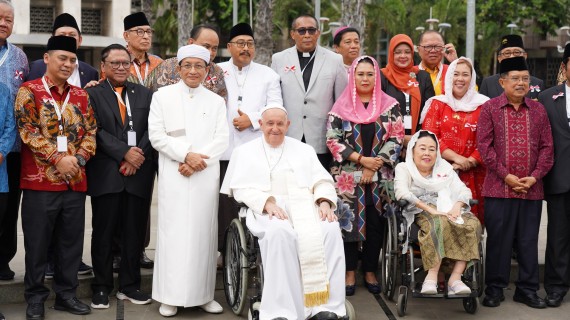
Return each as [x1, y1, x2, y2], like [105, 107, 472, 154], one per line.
[91, 191, 146, 294]
[0, 152, 21, 267]
[484, 197, 542, 297]
[218, 160, 238, 252]
[545, 192, 570, 296]
[345, 205, 385, 272]
[22, 190, 86, 303]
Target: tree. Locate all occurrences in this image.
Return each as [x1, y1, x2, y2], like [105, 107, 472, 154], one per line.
[254, 0, 274, 66]
[178, 0, 192, 47]
[340, 0, 365, 44]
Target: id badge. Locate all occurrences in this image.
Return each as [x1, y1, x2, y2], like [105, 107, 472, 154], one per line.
[127, 131, 137, 147]
[404, 115, 412, 130]
[57, 136, 67, 152]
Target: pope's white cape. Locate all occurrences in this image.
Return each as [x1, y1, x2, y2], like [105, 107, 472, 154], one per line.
[148, 81, 229, 307]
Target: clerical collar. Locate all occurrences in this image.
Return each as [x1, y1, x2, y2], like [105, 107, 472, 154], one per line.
[297, 49, 316, 59]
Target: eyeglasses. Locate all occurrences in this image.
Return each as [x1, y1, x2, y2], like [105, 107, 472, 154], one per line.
[105, 60, 131, 69]
[128, 29, 153, 37]
[499, 50, 525, 57]
[180, 63, 206, 71]
[418, 45, 445, 52]
[295, 27, 318, 35]
[229, 41, 255, 49]
[504, 76, 531, 83]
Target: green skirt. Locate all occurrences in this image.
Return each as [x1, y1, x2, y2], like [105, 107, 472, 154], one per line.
[416, 211, 481, 272]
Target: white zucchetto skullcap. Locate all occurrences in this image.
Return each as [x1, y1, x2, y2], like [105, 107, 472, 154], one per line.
[177, 44, 210, 65]
[261, 104, 288, 115]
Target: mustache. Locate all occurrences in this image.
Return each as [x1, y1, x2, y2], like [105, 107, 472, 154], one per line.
[239, 52, 251, 56]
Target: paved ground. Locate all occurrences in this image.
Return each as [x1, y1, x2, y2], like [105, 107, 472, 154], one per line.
[1, 187, 563, 319]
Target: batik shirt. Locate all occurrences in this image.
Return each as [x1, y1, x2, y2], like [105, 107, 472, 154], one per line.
[15, 76, 97, 192]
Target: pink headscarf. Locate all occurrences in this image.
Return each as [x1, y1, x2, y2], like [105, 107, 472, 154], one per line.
[330, 55, 398, 124]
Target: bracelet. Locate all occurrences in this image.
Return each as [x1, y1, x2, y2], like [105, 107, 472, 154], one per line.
[317, 199, 332, 207]
[357, 154, 363, 165]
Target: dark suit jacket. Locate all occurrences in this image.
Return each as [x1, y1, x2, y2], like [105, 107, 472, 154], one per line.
[85, 80, 154, 199]
[538, 84, 570, 195]
[27, 59, 99, 87]
[380, 70, 435, 132]
[480, 73, 544, 100]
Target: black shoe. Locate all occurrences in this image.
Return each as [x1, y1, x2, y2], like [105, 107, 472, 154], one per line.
[78, 261, 93, 275]
[140, 251, 154, 269]
[345, 284, 356, 296]
[54, 297, 91, 315]
[309, 311, 339, 320]
[363, 280, 381, 294]
[0, 311, 5, 320]
[482, 294, 505, 307]
[0, 264, 15, 280]
[91, 291, 110, 309]
[26, 303, 44, 320]
[546, 292, 564, 307]
[44, 262, 54, 280]
[117, 290, 152, 305]
[513, 291, 547, 309]
[113, 256, 121, 273]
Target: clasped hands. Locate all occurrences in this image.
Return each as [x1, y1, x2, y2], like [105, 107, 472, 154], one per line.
[451, 155, 477, 171]
[263, 198, 337, 222]
[504, 174, 536, 194]
[178, 152, 210, 177]
[431, 203, 462, 222]
[120, 147, 145, 176]
[55, 155, 80, 181]
[359, 156, 384, 185]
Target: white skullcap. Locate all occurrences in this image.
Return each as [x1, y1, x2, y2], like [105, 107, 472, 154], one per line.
[260, 104, 288, 115]
[177, 44, 210, 64]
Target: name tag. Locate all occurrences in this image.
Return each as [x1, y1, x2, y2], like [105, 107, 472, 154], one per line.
[57, 136, 67, 152]
[404, 115, 412, 130]
[128, 131, 137, 147]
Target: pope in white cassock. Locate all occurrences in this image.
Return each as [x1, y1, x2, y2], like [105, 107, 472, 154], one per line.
[148, 44, 229, 317]
[221, 105, 346, 320]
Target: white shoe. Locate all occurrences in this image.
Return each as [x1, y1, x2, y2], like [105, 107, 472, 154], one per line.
[448, 280, 472, 295]
[199, 300, 223, 314]
[420, 279, 438, 295]
[159, 303, 178, 317]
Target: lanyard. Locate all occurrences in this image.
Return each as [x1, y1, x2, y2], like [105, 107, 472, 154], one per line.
[300, 51, 316, 74]
[42, 76, 70, 134]
[133, 60, 149, 86]
[108, 80, 134, 131]
[403, 93, 410, 115]
[231, 62, 251, 106]
[0, 44, 10, 68]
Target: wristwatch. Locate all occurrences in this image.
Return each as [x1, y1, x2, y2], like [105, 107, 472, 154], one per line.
[75, 154, 86, 167]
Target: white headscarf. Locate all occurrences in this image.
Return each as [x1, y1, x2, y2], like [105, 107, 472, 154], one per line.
[406, 130, 456, 212]
[419, 57, 489, 123]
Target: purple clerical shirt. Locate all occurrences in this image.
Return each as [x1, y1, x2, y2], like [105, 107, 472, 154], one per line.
[476, 93, 554, 200]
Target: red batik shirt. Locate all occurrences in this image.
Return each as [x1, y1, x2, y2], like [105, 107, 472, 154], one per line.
[14, 76, 97, 192]
[476, 93, 553, 200]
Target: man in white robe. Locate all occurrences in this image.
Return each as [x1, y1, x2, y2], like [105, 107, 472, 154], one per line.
[148, 44, 229, 317]
[221, 106, 346, 320]
[217, 22, 283, 264]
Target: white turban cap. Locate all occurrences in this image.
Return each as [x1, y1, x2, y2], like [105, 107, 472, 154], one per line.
[177, 44, 210, 65]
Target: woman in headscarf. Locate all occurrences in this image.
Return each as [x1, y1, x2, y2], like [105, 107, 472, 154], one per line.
[327, 56, 404, 296]
[381, 34, 435, 145]
[420, 57, 489, 225]
[394, 130, 481, 295]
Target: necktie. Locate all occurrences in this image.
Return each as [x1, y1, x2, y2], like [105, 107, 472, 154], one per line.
[115, 86, 126, 124]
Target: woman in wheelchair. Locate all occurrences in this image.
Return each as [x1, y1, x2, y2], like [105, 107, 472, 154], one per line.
[394, 130, 482, 295]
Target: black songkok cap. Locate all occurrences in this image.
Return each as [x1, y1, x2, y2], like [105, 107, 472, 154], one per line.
[124, 12, 150, 31]
[563, 42, 570, 63]
[228, 23, 254, 42]
[53, 13, 80, 34]
[498, 34, 524, 51]
[499, 56, 528, 74]
[47, 36, 77, 54]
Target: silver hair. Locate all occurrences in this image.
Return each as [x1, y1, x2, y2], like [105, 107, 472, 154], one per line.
[0, 0, 14, 11]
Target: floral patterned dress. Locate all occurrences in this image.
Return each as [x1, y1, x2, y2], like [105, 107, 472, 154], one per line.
[422, 99, 486, 225]
[327, 106, 404, 242]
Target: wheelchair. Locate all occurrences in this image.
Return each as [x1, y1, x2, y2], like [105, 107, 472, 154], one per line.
[380, 199, 485, 317]
[223, 206, 357, 320]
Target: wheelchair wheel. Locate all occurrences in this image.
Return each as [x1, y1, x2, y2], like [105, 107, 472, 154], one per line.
[224, 218, 249, 315]
[381, 213, 398, 301]
[345, 299, 356, 319]
[463, 297, 479, 314]
[477, 234, 486, 297]
[397, 291, 407, 317]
